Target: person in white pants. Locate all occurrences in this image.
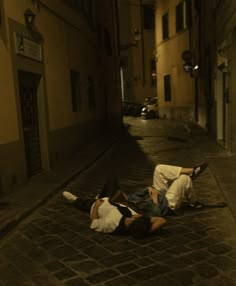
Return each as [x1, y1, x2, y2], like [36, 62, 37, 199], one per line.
[126, 163, 208, 216]
[153, 164, 196, 210]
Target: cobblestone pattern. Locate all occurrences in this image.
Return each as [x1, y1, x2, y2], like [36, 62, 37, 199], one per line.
[1, 117, 236, 285]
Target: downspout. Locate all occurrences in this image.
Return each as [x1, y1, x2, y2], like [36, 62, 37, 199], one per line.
[139, 0, 145, 86]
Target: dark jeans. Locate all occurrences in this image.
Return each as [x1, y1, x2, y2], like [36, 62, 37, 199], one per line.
[74, 177, 121, 212]
[97, 177, 120, 199]
[74, 198, 95, 212]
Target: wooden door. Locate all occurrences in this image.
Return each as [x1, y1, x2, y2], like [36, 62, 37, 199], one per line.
[18, 70, 42, 177]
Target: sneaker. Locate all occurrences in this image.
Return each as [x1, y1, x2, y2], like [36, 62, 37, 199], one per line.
[191, 162, 208, 179]
[188, 201, 205, 209]
[62, 191, 78, 203]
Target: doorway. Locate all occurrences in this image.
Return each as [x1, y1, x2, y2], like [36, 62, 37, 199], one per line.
[216, 68, 228, 146]
[18, 70, 42, 177]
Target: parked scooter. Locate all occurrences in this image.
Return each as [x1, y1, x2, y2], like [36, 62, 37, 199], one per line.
[141, 97, 158, 119]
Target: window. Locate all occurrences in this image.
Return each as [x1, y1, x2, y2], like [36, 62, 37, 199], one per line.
[84, 0, 92, 16]
[194, 0, 201, 14]
[64, 0, 95, 26]
[70, 70, 81, 112]
[143, 5, 154, 30]
[65, 0, 84, 11]
[186, 0, 192, 27]
[150, 59, 157, 88]
[176, 0, 192, 32]
[164, 75, 171, 101]
[176, 2, 184, 32]
[104, 29, 112, 56]
[88, 77, 96, 111]
[97, 24, 102, 49]
[84, 0, 95, 24]
[162, 13, 169, 40]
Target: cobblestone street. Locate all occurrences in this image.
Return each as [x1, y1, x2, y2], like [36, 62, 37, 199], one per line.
[1, 117, 236, 286]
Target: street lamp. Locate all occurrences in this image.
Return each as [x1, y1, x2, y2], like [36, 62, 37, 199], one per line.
[24, 9, 36, 30]
[133, 28, 141, 42]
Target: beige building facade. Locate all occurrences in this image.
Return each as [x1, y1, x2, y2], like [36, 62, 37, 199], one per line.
[0, 0, 121, 194]
[190, 0, 236, 153]
[155, 0, 196, 121]
[155, 0, 236, 153]
[213, 1, 236, 152]
[118, 0, 156, 104]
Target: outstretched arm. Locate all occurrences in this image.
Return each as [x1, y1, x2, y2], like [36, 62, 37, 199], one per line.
[90, 199, 104, 221]
[150, 216, 167, 233]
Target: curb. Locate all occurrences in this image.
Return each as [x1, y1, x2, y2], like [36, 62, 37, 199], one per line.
[0, 135, 119, 240]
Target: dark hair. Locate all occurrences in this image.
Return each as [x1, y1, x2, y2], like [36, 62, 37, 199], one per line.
[129, 216, 151, 239]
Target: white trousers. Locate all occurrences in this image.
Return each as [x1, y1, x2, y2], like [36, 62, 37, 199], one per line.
[152, 164, 197, 210]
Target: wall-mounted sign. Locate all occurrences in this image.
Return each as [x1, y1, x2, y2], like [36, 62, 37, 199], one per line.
[181, 50, 192, 62]
[183, 63, 192, 72]
[14, 33, 42, 62]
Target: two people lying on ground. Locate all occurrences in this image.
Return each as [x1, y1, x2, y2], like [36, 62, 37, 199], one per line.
[63, 163, 207, 238]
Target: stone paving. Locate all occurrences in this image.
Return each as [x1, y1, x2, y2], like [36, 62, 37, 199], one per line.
[1, 117, 236, 286]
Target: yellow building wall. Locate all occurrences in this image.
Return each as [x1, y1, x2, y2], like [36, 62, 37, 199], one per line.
[3, 0, 116, 132]
[155, 0, 194, 120]
[0, 39, 19, 143]
[119, 0, 156, 104]
[39, 12, 78, 130]
[37, 0, 100, 130]
[0, 0, 122, 193]
[0, 0, 24, 144]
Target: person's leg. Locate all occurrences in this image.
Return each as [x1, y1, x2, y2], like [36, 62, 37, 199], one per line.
[63, 191, 95, 213]
[109, 190, 127, 204]
[74, 198, 96, 212]
[191, 162, 208, 179]
[152, 164, 183, 190]
[152, 163, 208, 191]
[98, 177, 120, 199]
[165, 174, 197, 210]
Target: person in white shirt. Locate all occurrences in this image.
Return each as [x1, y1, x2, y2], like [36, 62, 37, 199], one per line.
[62, 191, 166, 239]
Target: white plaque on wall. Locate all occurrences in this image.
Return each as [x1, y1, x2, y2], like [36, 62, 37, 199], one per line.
[15, 33, 42, 62]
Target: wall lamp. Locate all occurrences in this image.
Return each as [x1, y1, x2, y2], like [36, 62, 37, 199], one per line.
[24, 9, 36, 30]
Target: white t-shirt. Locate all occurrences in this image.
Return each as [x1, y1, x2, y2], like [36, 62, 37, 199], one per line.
[90, 197, 137, 233]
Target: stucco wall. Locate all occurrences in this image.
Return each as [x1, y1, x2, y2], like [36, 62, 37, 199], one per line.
[0, 0, 122, 194]
[155, 0, 194, 121]
[0, 40, 19, 143]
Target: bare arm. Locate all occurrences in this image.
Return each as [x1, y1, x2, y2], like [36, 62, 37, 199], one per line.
[148, 186, 160, 204]
[181, 168, 193, 175]
[90, 199, 104, 221]
[150, 216, 167, 233]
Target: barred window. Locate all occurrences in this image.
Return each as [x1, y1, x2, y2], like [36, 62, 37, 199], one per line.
[88, 77, 96, 111]
[162, 13, 169, 40]
[164, 75, 171, 102]
[70, 70, 81, 112]
[176, 0, 192, 33]
[143, 5, 154, 30]
[104, 29, 112, 56]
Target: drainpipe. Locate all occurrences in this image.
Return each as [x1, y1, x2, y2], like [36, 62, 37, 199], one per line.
[139, 0, 145, 86]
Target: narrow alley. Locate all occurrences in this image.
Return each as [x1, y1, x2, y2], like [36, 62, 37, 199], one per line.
[1, 117, 236, 286]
